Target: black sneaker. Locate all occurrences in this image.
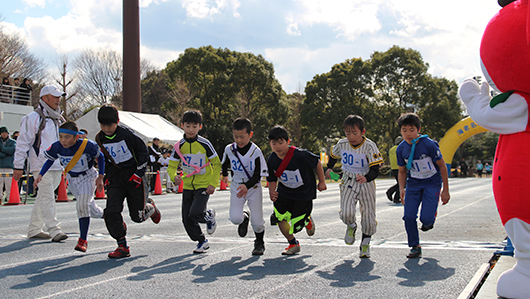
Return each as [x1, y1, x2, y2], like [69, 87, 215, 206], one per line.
[420, 224, 434, 232]
[407, 246, 422, 258]
[238, 211, 250, 237]
[252, 241, 265, 255]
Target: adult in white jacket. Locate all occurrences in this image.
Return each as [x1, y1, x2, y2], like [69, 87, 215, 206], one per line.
[13, 86, 67, 242]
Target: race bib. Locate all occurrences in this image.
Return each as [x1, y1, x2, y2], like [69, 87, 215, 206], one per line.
[182, 153, 207, 175]
[341, 150, 369, 174]
[409, 157, 437, 179]
[279, 169, 304, 189]
[104, 140, 133, 164]
[231, 158, 254, 173]
[59, 155, 89, 173]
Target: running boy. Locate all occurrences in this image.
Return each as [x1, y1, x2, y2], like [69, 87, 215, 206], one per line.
[267, 125, 326, 255]
[167, 110, 222, 254]
[96, 104, 161, 259]
[35, 121, 105, 253]
[326, 115, 383, 258]
[221, 117, 268, 255]
[396, 113, 450, 258]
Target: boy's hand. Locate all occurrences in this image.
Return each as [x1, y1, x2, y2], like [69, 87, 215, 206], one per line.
[33, 174, 43, 190]
[400, 189, 406, 205]
[236, 184, 248, 198]
[269, 190, 278, 202]
[129, 174, 142, 188]
[206, 185, 215, 194]
[440, 189, 450, 205]
[96, 175, 104, 193]
[221, 176, 229, 185]
[174, 174, 182, 186]
[317, 180, 327, 191]
[324, 168, 331, 179]
[356, 174, 367, 184]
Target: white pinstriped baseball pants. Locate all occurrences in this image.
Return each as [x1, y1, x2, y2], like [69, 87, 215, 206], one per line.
[339, 174, 377, 236]
[67, 168, 104, 219]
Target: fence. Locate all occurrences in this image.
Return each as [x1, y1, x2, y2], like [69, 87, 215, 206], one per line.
[0, 84, 32, 105]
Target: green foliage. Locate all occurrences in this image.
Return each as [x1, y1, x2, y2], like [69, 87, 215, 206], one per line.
[163, 46, 288, 153]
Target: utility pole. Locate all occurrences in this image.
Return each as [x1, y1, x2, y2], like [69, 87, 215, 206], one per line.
[122, 0, 141, 112]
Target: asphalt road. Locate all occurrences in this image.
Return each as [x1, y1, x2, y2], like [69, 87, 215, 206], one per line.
[0, 178, 506, 298]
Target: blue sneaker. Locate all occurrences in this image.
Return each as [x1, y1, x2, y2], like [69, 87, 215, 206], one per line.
[206, 209, 216, 235]
[193, 239, 210, 254]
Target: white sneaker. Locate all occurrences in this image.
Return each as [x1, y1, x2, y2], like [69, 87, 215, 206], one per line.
[345, 225, 356, 245]
[359, 245, 370, 258]
[206, 209, 216, 235]
[193, 239, 210, 253]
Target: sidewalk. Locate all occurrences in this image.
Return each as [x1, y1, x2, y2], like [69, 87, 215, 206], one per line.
[459, 254, 516, 299]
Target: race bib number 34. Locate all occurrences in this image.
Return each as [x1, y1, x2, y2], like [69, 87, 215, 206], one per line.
[279, 169, 304, 189]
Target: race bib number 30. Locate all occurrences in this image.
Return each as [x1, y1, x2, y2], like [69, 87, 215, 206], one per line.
[104, 140, 133, 164]
[341, 150, 369, 174]
[409, 157, 437, 179]
[182, 153, 207, 175]
[279, 169, 304, 189]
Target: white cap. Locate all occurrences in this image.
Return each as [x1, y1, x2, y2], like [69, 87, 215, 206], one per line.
[39, 86, 66, 98]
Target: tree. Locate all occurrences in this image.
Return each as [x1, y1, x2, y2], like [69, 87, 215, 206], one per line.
[165, 46, 287, 151]
[0, 25, 47, 83]
[53, 54, 80, 120]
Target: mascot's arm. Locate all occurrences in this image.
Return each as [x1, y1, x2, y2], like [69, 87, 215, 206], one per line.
[459, 78, 528, 134]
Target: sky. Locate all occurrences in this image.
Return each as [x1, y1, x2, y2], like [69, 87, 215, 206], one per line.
[1, 0, 501, 94]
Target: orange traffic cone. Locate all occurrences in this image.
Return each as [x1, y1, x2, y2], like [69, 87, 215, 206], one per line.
[95, 187, 106, 199]
[177, 174, 183, 193]
[153, 171, 163, 195]
[56, 174, 70, 202]
[5, 177, 23, 205]
[219, 179, 227, 191]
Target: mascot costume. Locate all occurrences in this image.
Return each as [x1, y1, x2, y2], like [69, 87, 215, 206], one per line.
[459, 0, 530, 297]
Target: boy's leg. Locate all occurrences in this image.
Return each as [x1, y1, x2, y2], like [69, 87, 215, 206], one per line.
[228, 183, 246, 225]
[182, 189, 209, 242]
[125, 174, 160, 223]
[403, 187, 423, 247]
[247, 185, 265, 234]
[359, 182, 377, 237]
[104, 182, 127, 240]
[339, 177, 358, 226]
[418, 184, 441, 230]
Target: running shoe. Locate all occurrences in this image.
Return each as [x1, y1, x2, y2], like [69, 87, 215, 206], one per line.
[238, 211, 250, 237]
[282, 243, 300, 255]
[146, 198, 161, 224]
[252, 241, 265, 256]
[108, 245, 130, 258]
[345, 225, 356, 245]
[206, 209, 216, 235]
[193, 239, 210, 254]
[407, 246, 422, 258]
[359, 245, 370, 258]
[75, 238, 87, 252]
[305, 216, 315, 236]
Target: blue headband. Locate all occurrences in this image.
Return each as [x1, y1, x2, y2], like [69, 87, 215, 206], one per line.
[59, 128, 80, 135]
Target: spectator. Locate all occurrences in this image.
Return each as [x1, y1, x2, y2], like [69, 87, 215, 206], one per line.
[386, 136, 403, 203]
[148, 137, 162, 191]
[0, 126, 16, 203]
[19, 78, 32, 105]
[476, 160, 484, 178]
[11, 131, 19, 140]
[1, 77, 12, 103]
[459, 159, 469, 178]
[485, 163, 492, 177]
[158, 148, 173, 192]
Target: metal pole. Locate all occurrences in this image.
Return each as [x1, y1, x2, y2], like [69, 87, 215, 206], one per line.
[122, 0, 141, 112]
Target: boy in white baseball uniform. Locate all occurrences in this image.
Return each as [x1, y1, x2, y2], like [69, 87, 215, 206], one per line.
[35, 121, 105, 252]
[326, 115, 383, 258]
[221, 118, 268, 255]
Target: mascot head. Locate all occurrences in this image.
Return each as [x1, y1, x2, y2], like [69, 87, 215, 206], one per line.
[481, 0, 530, 94]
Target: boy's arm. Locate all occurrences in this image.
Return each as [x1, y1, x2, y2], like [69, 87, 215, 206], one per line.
[435, 158, 450, 205]
[316, 160, 327, 191]
[97, 151, 105, 175]
[131, 134, 149, 178]
[34, 159, 54, 189]
[268, 181, 278, 201]
[167, 159, 180, 183]
[398, 166, 407, 204]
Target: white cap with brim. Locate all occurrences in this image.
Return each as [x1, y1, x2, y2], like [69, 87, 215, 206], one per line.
[39, 86, 66, 98]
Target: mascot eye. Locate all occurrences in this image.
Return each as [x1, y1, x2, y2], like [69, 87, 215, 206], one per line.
[498, 0, 516, 7]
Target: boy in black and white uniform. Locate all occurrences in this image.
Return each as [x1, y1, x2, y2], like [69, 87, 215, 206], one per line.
[221, 118, 268, 255]
[96, 104, 161, 259]
[267, 125, 326, 255]
[326, 115, 383, 258]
